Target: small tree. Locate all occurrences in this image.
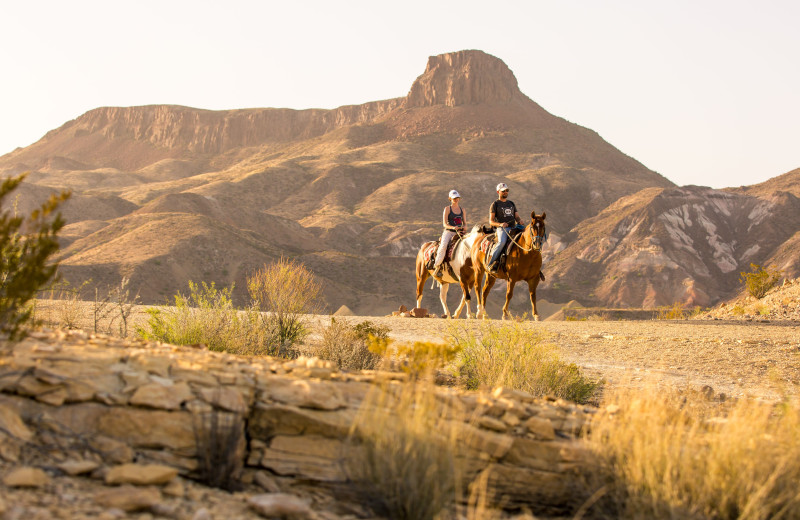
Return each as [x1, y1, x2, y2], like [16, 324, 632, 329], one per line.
[740, 263, 782, 299]
[247, 257, 323, 350]
[0, 173, 70, 339]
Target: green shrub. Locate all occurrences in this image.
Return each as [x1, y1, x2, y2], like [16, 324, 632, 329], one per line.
[448, 322, 598, 403]
[740, 263, 782, 299]
[137, 281, 280, 356]
[247, 257, 323, 349]
[0, 173, 70, 339]
[316, 318, 387, 371]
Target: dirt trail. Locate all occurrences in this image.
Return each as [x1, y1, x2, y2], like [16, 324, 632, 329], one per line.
[35, 300, 800, 400]
[329, 316, 800, 401]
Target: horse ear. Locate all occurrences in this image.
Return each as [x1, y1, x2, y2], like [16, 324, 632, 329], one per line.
[541, 211, 546, 221]
[530, 210, 536, 221]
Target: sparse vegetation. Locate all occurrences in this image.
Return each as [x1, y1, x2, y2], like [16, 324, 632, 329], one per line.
[315, 318, 387, 371]
[348, 380, 463, 520]
[247, 257, 324, 349]
[584, 385, 800, 519]
[740, 263, 782, 299]
[0, 173, 70, 339]
[370, 336, 461, 379]
[137, 281, 280, 356]
[657, 301, 686, 320]
[448, 322, 599, 403]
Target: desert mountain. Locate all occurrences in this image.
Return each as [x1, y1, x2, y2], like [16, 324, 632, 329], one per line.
[5, 49, 790, 313]
[540, 180, 800, 308]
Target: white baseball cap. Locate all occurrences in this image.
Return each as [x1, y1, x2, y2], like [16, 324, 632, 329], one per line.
[496, 183, 509, 192]
[449, 189, 461, 199]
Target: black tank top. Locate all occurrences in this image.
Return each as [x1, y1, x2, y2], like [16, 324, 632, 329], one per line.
[447, 206, 463, 228]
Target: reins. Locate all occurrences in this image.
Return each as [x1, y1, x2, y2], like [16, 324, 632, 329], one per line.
[501, 222, 545, 253]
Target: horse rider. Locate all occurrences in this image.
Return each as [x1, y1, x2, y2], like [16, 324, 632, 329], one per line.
[433, 189, 467, 280]
[487, 182, 524, 275]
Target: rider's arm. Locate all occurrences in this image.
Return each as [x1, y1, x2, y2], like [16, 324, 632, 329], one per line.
[442, 206, 451, 230]
[460, 210, 467, 231]
[489, 203, 503, 228]
[514, 211, 524, 226]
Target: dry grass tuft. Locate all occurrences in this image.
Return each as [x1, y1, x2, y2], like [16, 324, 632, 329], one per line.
[348, 379, 464, 520]
[312, 318, 387, 371]
[584, 384, 800, 519]
[447, 321, 599, 403]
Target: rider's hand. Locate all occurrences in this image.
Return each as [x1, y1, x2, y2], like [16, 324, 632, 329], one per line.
[503, 222, 509, 228]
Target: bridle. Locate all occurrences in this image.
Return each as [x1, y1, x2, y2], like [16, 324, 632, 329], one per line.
[501, 218, 546, 252]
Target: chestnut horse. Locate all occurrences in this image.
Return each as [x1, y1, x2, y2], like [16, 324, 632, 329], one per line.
[414, 225, 481, 318]
[471, 211, 547, 320]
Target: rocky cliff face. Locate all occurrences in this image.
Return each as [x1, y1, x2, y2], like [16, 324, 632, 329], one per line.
[543, 185, 800, 307]
[0, 330, 593, 517]
[405, 50, 523, 107]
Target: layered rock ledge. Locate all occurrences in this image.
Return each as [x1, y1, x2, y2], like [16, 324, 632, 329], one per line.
[0, 329, 595, 516]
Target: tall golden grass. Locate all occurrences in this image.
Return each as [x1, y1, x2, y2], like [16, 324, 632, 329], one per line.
[584, 384, 800, 519]
[348, 379, 464, 520]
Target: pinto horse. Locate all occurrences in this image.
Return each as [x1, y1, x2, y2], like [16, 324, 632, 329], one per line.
[414, 225, 481, 318]
[471, 211, 547, 320]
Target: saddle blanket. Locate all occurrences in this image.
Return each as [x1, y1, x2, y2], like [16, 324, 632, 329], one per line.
[423, 236, 460, 268]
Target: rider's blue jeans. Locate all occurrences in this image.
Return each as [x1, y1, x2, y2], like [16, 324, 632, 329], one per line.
[489, 224, 524, 267]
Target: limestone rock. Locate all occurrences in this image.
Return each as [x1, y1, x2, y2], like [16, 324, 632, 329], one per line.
[94, 485, 162, 511]
[2, 466, 49, 487]
[524, 416, 556, 441]
[406, 50, 522, 107]
[409, 307, 428, 318]
[0, 403, 33, 441]
[105, 463, 180, 486]
[57, 459, 101, 476]
[265, 377, 344, 410]
[130, 381, 193, 410]
[259, 435, 351, 482]
[248, 493, 315, 519]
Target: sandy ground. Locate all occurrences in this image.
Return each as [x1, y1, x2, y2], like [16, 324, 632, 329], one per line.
[321, 315, 800, 401]
[34, 300, 800, 401]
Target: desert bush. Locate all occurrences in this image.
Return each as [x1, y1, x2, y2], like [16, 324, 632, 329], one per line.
[369, 336, 461, 379]
[192, 409, 245, 491]
[657, 302, 686, 320]
[448, 322, 598, 403]
[316, 318, 387, 371]
[247, 257, 323, 348]
[0, 173, 70, 339]
[348, 380, 463, 520]
[740, 263, 782, 299]
[584, 385, 800, 519]
[35, 279, 90, 329]
[137, 281, 280, 355]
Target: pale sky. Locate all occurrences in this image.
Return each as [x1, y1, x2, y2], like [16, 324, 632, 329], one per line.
[2, 0, 798, 189]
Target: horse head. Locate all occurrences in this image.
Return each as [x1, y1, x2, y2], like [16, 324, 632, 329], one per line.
[528, 211, 547, 251]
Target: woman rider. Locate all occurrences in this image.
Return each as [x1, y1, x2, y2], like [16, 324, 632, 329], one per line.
[433, 189, 466, 279]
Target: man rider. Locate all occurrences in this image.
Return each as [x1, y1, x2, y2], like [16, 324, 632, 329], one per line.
[487, 182, 524, 274]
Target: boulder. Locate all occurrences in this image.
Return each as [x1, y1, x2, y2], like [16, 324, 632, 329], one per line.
[410, 307, 428, 318]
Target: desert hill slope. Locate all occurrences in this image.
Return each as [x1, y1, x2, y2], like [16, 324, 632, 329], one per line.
[540, 179, 800, 308]
[4, 50, 795, 313]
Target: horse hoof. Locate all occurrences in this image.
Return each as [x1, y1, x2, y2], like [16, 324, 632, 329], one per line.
[533, 314, 540, 322]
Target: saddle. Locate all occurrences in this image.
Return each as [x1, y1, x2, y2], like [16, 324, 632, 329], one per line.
[480, 227, 523, 270]
[423, 235, 462, 271]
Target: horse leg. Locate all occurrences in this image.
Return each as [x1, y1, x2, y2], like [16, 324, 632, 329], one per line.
[416, 268, 429, 308]
[440, 283, 450, 318]
[452, 294, 465, 319]
[527, 278, 540, 321]
[502, 280, 516, 320]
[480, 275, 497, 320]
